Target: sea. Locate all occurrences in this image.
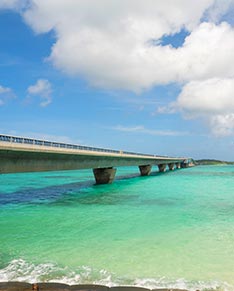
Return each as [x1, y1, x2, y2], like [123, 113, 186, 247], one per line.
[0, 165, 234, 291]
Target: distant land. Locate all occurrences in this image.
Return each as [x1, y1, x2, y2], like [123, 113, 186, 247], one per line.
[196, 159, 234, 165]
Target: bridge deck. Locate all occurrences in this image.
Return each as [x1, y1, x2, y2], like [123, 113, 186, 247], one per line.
[0, 134, 192, 183]
[0, 134, 186, 162]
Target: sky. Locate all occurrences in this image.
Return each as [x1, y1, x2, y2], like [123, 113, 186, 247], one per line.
[0, 0, 234, 161]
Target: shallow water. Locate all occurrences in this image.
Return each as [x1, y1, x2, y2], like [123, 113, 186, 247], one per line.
[0, 166, 234, 290]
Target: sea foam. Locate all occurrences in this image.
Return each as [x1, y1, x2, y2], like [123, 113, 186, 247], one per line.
[0, 259, 233, 291]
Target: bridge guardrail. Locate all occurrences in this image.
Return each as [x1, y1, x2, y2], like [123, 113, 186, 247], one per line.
[0, 134, 159, 158]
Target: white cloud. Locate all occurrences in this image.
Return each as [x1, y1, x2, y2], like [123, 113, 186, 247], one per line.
[27, 79, 52, 107]
[0, 84, 15, 106]
[157, 104, 176, 115]
[113, 125, 188, 137]
[205, 0, 234, 22]
[22, 0, 214, 34]
[162, 78, 234, 136]
[0, 85, 11, 94]
[177, 78, 234, 115]
[0, 0, 28, 10]
[3, 0, 234, 135]
[17, 0, 232, 92]
[209, 114, 234, 137]
[178, 22, 234, 82]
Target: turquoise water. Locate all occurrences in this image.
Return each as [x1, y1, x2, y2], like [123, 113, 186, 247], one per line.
[0, 166, 234, 290]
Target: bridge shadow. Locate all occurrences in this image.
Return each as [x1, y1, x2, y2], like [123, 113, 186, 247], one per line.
[0, 169, 180, 207]
[113, 166, 178, 182]
[0, 180, 93, 206]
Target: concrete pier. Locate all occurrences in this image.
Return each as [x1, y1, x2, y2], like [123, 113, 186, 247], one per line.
[181, 162, 188, 168]
[139, 165, 152, 176]
[176, 162, 181, 169]
[158, 164, 167, 172]
[168, 163, 175, 171]
[93, 167, 117, 184]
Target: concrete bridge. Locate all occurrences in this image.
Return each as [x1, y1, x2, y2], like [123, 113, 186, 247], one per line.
[0, 134, 194, 184]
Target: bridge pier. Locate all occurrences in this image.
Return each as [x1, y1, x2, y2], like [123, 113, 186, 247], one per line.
[168, 163, 175, 171]
[180, 162, 188, 168]
[176, 162, 181, 169]
[93, 167, 117, 184]
[139, 165, 152, 176]
[158, 164, 166, 172]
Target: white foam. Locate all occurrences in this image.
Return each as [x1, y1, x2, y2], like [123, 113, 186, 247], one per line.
[134, 277, 233, 291]
[0, 259, 60, 283]
[0, 259, 114, 285]
[0, 259, 233, 291]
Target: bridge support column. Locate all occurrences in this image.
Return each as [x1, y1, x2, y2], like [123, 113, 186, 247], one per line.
[168, 163, 175, 171]
[93, 167, 117, 185]
[176, 162, 181, 169]
[139, 165, 152, 176]
[180, 162, 188, 168]
[158, 164, 166, 172]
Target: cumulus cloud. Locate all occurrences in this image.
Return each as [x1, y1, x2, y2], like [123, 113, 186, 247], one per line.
[2, 0, 234, 135]
[177, 78, 234, 115]
[0, 84, 15, 106]
[205, 0, 234, 22]
[161, 78, 234, 136]
[16, 0, 232, 91]
[27, 79, 52, 107]
[209, 114, 234, 136]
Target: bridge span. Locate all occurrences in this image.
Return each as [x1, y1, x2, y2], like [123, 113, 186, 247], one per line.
[0, 134, 194, 184]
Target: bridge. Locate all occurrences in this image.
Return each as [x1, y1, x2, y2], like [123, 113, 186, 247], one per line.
[0, 134, 194, 184]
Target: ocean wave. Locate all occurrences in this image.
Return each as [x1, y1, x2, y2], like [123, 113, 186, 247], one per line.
[0, 259, 115, 286]
[0, 259, 233, 291]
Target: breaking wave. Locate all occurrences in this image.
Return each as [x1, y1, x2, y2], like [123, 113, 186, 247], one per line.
[0, 259, 233, 291]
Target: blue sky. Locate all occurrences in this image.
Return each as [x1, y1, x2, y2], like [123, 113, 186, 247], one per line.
[0, 1, 234, 161]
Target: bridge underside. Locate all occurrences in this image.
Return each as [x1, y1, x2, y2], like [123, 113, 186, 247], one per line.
[0, 149, 194, 184]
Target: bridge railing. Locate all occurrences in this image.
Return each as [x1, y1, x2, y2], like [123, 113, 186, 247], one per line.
[0, 134, 158, 158]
